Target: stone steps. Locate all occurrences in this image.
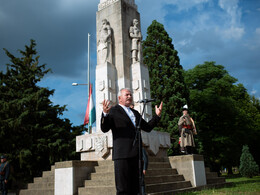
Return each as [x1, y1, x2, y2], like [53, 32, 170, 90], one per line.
[19, 167, 55, 195]
[90, 171, 115, 180]
[19, 189, 54, 195]
[79, 158, 229, 195]
[18, 158, 229, 195]
[147, 166, 230, 195]
[33, 176, 54, 183]
[79, 158, 192, 195]
[146, 168, 178, 176]
[148, 162, 172, 169]
[148, 186, 197, 195]
[93, 161, 171, 172]
[27, 182, 54, 189]
[80, 181, 193, 195]
[149, 157, 169, 162]
[78, 186, 116, 195]
[146, 181, 192, 193]
[145, 175, 185, 184]
[85, 178, 115, 186]
[84, 174, 186, 187]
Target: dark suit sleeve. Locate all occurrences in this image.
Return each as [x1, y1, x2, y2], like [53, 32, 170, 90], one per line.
[100, 112, 112, 133]
[139, 113, 161, 132]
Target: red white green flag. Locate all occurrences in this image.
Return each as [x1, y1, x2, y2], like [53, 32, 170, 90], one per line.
[84, 83, 96, 127]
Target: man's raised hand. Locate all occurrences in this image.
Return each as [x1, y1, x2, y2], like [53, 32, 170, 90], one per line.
[155, 102, 163, 117]
[102, 99, 111, 114]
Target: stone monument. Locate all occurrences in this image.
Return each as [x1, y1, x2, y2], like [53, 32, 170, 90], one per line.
[76, 0, 170, 160]
[19, 2, 225, 195]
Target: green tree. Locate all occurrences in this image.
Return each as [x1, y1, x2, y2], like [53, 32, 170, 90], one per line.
[184, 61, 260, 172]
[239, 145, 259, 177]
[0, 40, 84, 182]
[142, 20, 189, 155]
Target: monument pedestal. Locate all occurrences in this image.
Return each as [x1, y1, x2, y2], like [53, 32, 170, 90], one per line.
[169, 155, 207, 187]
[76, 130, 171, 161]
[54, 161, 97, 195]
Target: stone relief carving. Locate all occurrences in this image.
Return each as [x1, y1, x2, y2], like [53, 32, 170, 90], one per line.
[95, 136, 110, 158]
[97, 19, 112, 64]
[98, 80, 105, 91]
[129, 19, 142, 64]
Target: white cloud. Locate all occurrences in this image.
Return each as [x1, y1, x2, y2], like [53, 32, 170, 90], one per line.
[168, 0, 210, 12]
[251, 89, 257, 95]
[218, 0, 241, 25]
[218, 0, 244, 40]
[256, 28, 260, 35]
[136, 0, 212, 34]
[146, 0, 245, 41]
[222, 26, 245, 40]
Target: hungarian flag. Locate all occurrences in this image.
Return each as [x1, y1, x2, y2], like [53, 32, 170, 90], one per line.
[84, 83, 96, 127]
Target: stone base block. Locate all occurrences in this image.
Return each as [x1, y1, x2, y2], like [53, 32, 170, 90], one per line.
[169, 155, 206, 187]
[54, 161, 97, 195]
[76, 130, 171, 161]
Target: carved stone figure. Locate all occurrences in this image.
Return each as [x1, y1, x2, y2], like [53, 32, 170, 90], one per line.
[129, 19, 142, 64]
[98, 19, 112, 64]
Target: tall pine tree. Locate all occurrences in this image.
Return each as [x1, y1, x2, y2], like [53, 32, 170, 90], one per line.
[0, 40, 83, 182]
[142, 20, 189, 154]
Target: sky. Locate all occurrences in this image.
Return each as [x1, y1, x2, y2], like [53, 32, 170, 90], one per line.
[1, 0, 260, 127]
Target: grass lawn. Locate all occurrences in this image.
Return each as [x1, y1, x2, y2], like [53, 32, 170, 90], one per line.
[180, 175, 260, 195]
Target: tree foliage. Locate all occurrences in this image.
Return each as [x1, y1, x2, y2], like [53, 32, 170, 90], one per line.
[184, 61, 260, 172]
[0, 40, 84, 182]
[239, 145, 259, 178]
[142, 20, 189, 154]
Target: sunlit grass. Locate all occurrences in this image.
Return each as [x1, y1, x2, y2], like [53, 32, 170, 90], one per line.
[179, 176, 260, 195]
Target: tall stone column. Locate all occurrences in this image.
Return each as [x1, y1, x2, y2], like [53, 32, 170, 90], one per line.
[96, 0, 152, 124]
[76, 0, 170, 160]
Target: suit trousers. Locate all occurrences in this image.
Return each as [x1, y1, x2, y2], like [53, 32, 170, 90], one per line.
[114, 157, 139, 195]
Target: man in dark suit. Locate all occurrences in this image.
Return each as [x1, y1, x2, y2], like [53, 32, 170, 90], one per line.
[101, 88, 163, 195]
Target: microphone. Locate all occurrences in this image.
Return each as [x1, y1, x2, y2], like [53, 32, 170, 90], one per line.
[136, 99, 156, 103]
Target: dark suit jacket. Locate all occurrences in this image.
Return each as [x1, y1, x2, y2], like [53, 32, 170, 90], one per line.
[101, 104, 160, 160]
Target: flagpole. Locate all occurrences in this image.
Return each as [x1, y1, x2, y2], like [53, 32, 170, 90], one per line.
[88, 33, 90, 96]
[88, 33, 92, 134]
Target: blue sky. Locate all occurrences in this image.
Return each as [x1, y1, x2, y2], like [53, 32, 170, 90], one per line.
[1, 0, 260, 126]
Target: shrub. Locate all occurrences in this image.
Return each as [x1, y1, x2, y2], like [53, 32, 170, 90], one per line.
[239, 145, 259, 177]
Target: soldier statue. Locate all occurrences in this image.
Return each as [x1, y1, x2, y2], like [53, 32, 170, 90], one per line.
[178, 105, 197, 154]
[129, 19, 142, 64]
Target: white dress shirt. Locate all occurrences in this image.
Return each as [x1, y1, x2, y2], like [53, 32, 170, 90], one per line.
[119, 104, 136, 127]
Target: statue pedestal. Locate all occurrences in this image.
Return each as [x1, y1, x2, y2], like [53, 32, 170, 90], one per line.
[76, 130, 171, 161]
[169, 155, 207, 187]
[54, 161, 97, 195]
